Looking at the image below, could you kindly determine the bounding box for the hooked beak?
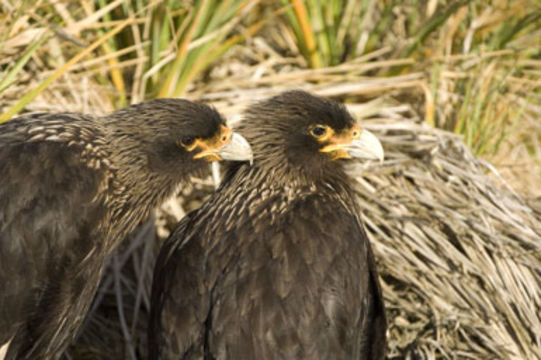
[319,127,384,162]
[216,132,253,164]
[343,129,384,162]
[193,126,253,163]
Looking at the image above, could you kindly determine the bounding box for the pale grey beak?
[344,129,384,162]
[218,132,253,164]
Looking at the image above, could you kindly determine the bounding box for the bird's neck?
[110,159,177,220]
[99,129,179,243]
[225,162,355,213]
[240,159,353,193]
[195,163,356,250]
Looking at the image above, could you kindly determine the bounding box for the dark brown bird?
[0,99,252,360]
[148,91,386,360]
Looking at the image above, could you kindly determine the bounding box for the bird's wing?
[149,194,387,360]
[207,195,387,359]
[0,113,108,352]
[354,214,387,360]
[148,213,211,360]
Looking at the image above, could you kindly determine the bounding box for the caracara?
[0,99,252,360]
[149,91,386,360]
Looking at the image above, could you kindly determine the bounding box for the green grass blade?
[0,35,48,94]
[0,16,137,123]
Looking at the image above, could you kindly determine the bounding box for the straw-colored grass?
[1,1,540,359]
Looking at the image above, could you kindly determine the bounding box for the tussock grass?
[0,0,266,116]
[0,1,540,359]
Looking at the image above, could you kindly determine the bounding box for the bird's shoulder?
[0,112,117,208]
[249,183,361,236]
[1,112,111,165]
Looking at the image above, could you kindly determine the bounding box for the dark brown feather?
[149,91,386,360]
[0,99,226,360]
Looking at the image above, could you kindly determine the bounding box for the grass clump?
[0,2,540,358]
[0,0,265,118]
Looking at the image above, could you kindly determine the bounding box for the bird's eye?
[180,136,195,147]
[310,125,327,138]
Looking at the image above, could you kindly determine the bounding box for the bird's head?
[236,91,383,183]
[107,98,253,180]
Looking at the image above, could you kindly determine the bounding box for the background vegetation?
[1,0,539,192]
[1,0,540,359]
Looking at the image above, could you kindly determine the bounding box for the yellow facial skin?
[312,124,362,161]
[181,125,233,162]
[311,123,384,162]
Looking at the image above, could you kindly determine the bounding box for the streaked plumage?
[0,99,252,360]
[149,91,386,360]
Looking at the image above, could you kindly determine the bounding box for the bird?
[148,91,387,360]
[0,98,253,360]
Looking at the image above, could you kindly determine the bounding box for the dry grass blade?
[350,119,541,359]
[0,1,539,359]
[0,1,160,122]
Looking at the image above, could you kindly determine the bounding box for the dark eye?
[310,125,327,138]
[180,136,195,147]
